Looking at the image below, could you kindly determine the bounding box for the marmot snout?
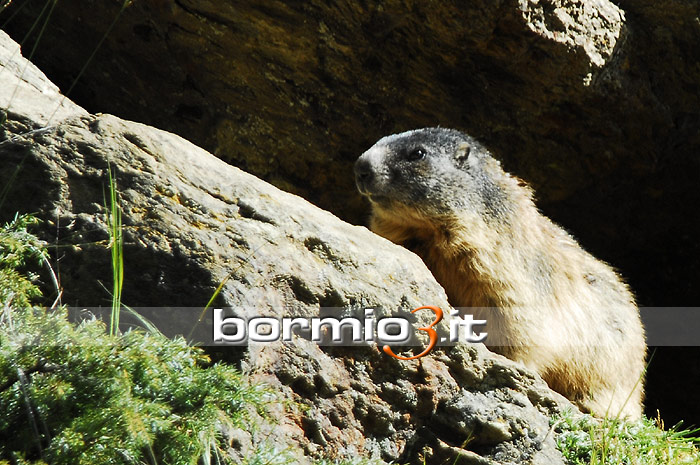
[355,127,646,418]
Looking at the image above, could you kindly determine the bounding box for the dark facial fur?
[354,127,509,221]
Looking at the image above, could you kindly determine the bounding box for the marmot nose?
[354,158,374,190]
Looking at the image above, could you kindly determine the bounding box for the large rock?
[0,31,575,464]
[6,0,698,426]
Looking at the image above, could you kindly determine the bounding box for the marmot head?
[355,128,511,223]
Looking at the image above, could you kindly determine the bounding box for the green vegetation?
[554,409,700,465]
[0,215,268,464]
[106,164,124,336]
[0,214,45,309]
[0,307,268,464]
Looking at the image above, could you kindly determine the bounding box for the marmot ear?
[455,142,472,164]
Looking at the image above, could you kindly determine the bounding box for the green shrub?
[0,215,270,464]
[554,409,700,465]
[0,214,44,309]
[0,306,269,465]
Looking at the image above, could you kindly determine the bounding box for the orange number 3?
[382,306,443,360]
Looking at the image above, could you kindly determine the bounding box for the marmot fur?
[354,127,646,418]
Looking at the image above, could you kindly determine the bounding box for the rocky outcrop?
[0,31,575,464]
[6,0,698,426]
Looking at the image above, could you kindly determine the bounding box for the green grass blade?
[106,163,123,336]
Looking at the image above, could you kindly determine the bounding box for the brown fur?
[356,129,646,418]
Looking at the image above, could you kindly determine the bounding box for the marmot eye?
[406,147,426,162]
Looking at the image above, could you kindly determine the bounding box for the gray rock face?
[4,0,700,425]
[0,31,86,130]
[0,31,576,464]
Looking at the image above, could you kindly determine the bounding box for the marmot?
[354,127,646,418]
